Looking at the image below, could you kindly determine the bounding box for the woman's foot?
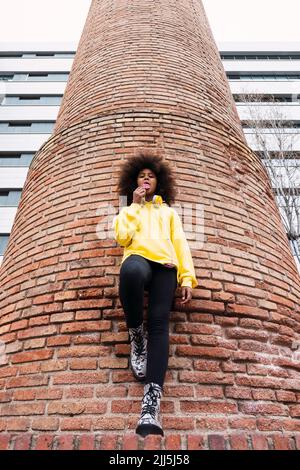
[136,382,164,437]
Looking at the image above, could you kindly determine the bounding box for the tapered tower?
[0,0,299,450]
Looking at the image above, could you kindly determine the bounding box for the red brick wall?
[0,0,300,450]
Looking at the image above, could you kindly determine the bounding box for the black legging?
[119,254,178,387]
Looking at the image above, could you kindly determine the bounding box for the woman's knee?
[120,257,151,284]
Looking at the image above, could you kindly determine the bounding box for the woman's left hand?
[181,286,192,304]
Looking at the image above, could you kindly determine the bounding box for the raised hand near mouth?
[133,186,147,204]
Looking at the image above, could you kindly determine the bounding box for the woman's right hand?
[133,186,146,204]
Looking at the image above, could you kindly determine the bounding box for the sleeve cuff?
[181,280,192,288]
[181,278,198,288]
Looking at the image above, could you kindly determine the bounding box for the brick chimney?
[0,0,299,450]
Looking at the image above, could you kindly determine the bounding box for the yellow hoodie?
[112,200,198,288]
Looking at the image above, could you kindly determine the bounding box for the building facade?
[0,0,299,449]
[1,41,300,267]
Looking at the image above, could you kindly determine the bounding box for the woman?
[112,152,198,438]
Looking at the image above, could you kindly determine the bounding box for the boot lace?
[130,329,146,357]
[141,385,160,418]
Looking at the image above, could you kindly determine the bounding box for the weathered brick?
[187,435,205,450]
[144,435,162,450]
[240,402,288,416]
[276,391,297,402]
[13,434,32,450]
[33,434,54,450]
[229,417,256,430]
[122,434,139,450]
[60,418,92,431]
[208,434,226,450]
[11,349,53,364]
[55,435,75,450]
[251,434,269,450]
[196,385,224,399]
[69,359,97,370]
[5,418,30,432]
[52,371,108,385]
[31,418,59,431]
[230,434,249,450]
[1,403,45,416]
[13,389,36,401]
[95,417,125,430]
[272,435,292,450]
[0,434,10,450]
[77,434,96,450]
[164,434,182,450]
[61,320,111,333]
[99,435,119,450]
[0,0,299,445]
[295,435,300,450]
[163,417,195,430]
[197,417,228,431]
[181,401,237,414]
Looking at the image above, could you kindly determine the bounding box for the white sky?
[0,0,299,44]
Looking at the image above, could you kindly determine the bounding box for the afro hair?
[116,151,177,206]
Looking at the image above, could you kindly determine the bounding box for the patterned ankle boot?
[128,324,147,382]
[135,382,164,437]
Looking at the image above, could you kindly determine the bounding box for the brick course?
[0,0,299,449]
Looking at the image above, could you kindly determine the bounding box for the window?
[0,52,75,58]
[0,74,14,81]
[54,53,75,58]
[0,122,55,133]
[0,235,10,256]
[2,95,62,105]
[256,151,300,159]
[36,52,75,57]
[27,73,69,81]
[242,121,300,129]
[233,94,295,103]
[8,122,32,127]
[221,54,300,60]
[19,96,41,100]
[274,188,300,196]
[0,153,34,167]
[28,73,47,77]
[11,74,28,81]
[0,73,69,82]
[35,53,55,57]
[228,73,300,80]
[0,52,23,57]
[0,190,22,206]
[46,73,69,81]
